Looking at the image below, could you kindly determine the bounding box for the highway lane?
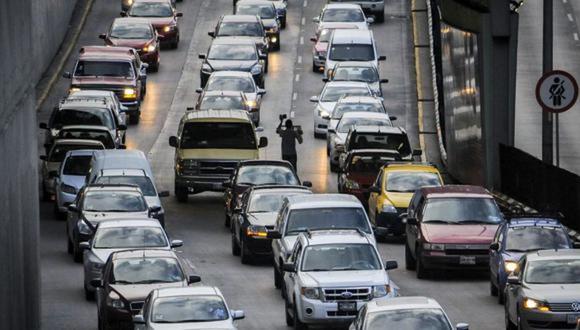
[40,0,502,329]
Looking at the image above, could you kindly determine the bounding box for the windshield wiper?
[423,220,454,224]
[459,220,494,224]
[112,280,135,284]
[306,268,331,272]
[133,279,177,284]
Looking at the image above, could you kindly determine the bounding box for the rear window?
[348,133,410,155]
[95,175,156,196]
[52,109,113,129]
[206,77,255,93]
[332,102,384,119]
[505,226,570,252]
[386,172,442,193]
[74,60,134,78]
[49,144,101,162]
[329,44,375,61]
[62,155,93,175]
[180,122,257,149]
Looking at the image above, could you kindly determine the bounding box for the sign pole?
[542,0,554,164]
[555,114,559,166]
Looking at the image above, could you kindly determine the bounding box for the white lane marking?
[300,36,304,45]
[295,74,300,82]
[304,0,308,7]
[574,33,579,41]
[293,92,298,101]
[568,13,574,22]
[290,111,295,118]
[301,17,306,26]
[297,56,302,64]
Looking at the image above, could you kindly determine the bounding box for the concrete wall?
[0,0,78,328]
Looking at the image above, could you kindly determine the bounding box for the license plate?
[567,314,580,324]
[459,256,476,265]
[338,301,357,312]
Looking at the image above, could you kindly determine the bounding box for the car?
[349,297,469,330]
[198,71,266,121]
[326,95,390,140]
[325,62,388,97]
[39,98,127,152]
[504,249,580,330]
[268,194,375,290]
[99,18,161,71]
[231,185,312,264]
[66,184,158,262]
[55,125,120,150]
[310,24,362,72]
[168,109,268,202]
[338,150,403,206]
[54,150,98,217]
[121,0,176,12]
[235,0,281,50]
[282,229,398,328]
[489,215,578,304]
[193,90,257,124]
[266,0,287,28]
[327,0,386,23]
[63,46,147,124]
[93,249,201,330]
[66,90,128,127]
[403,185,504,278]
[310,81,374,138]
[122,0,183,48]
[223,160,310,227]
[132,286,245,329]
[199,38,267,88]
[367,163,444,237]
[40,139,105,202]
[81,219,182,300]
[324,29,386,78]
[209,15,270,58]
[313,4,373,31]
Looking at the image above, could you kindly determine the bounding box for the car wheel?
[171,36,179,49]
[281,18,287,29]
[330,162,339,173]
[231,231,240,256]
[312,61,319,73]
[175,185,188,203]
[129,113,140,125]
[84,283,95,301]
[264,59,269,73]
[274,264,282,289]
[490,276,499,296]
[285,297,294,326]
[293,298,308,330]
[415,247,427,279]
[240,235,251,265]
[405,242,416,270]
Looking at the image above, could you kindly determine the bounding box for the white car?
[349,296,469,330]
[133,286,245,330]
[54,149,98,216]
[327,0,386,23]
[282,229,398,328]
[313,4,373,31]
[310,81,373,138]
[324,29,385,79]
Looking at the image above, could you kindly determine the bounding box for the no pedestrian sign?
[536,70,578,113]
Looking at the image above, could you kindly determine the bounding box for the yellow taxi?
[368,163,443,236]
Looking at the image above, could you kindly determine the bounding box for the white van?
[324,29,385,78]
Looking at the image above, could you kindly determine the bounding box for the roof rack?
[86,183,141,189]
[304,227,366,239]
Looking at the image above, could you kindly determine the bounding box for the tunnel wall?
[0,0,78,328]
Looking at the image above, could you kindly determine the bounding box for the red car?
[123,0,182,48]
[100,18,160,71]
[403,185,504,279]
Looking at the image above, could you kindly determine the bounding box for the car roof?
[53,139,105,147]
[59,99,111,110]
[331,29,373,44]
[334,61,377,69]
[97,219,162,229]
[381,162,440,173]
[59,125,111,132]
[285,193,362,210]
[300,229,371,246]
[93,150,148,165]
[85,184,143,193]
[418,185,492,199]
[222,14,260,22]
[348,125,403,134]
[68,90,116,98]
[101,168,147,177]
[79,46,136,61]
[347,149,400,157]
[338,96,383,104]
[211,37,257,46]
[202,90,245,97]
[507,218,563,228]
[112,249,176,260]
[249,185,312,194]
[238,159,293,167]
[341,112,390,120]
[210,71,253,78]
[324,3,363,10]
[181,109,251,122]
[112,17,154,27]
[526,249,580,261]
[155,286,221,298]
[366,297,444,313]
[65,149,100,157]
[324,81,370,89]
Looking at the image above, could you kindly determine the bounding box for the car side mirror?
[456,323,469,330]
[120,11,127,17]
[369,185,381,194]
[310,36,317,42]
[195,88,203,93]
[39,123,48,130]
[98,33,106,40]
[384,260,398,271]
[168,136,178,148]
[158,191,170,197]
[188,275,201,284]
[489,242,500,251]
[133,315,145,324]
[68,204,79,213]
[208,31,215,37]
[118,124,127,130]
[198,53,206,59]
[170,239,183,248]
[389,116,398,121]
[309,96,319,103]
[367,17,375,24]
[258,136,268,148]
[48,170,59,178]
[380,78,389,83]
[90,279,103,288]
[302,181,312,188]
[231,310,245,320]
[257,89,266,95]
[222,180,232,188]
[176,12,183,17]
[267,230,282,239]
[378,55,386,61]
[282,262,296,272]
[507,275,520,285]
[79,241,90,250]
[312,17,320,23]
[412,149,423,157]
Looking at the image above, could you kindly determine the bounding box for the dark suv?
[209,15,269,57]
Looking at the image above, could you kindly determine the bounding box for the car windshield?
[208,44,257,60]
[128,2,173,17]
[206,77,255,93]
[111,257,183,284]
[336,118,391,133]
[285,207,371,234]
[94,176,157,196]
[93,227,167,249]
[422,197,503,224]
[332,103,384,119]
[347,154,398,173]
[525,259,580,284]
[237,4,276,19]
[110,23,153,39]
[322,8,364,22]
[333,67,378,83]
[57,130,113,149]
[347,133,409,155]
[152,296,229,323]
[199,95,245,110]
[74,60,134,78]
[249,191,308,213]
[82,191,147,212]
[218,22,263,37]
[329,44,375,61]
[366,309,453,330]
[49,145,100,163]
[52,109,113,129]
[301,244,380,271]
[321,86,371,102]
[180,122,257,149]
[62,155,93,176]
[505,226,570,252]
[237,165,299,186]
[386,172,442,193]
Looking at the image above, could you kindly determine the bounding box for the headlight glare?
[504,261,518,273]
[246,225,268,238]
[123,88,137,99]
[145,44,156,52]
[523,298,550,312]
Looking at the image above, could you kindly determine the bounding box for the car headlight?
[123,88,137,99]
[269,36,278,44]
[246,225,268,238]
[381,204,397,213]
[300,287,320,300]
[523,298,550,312]
[91,262,104,272]
[106,291,125,309]
[372,285,391,298]
[317,109,329,119]
[70,87,81,93]
[344,178,360,190]
[504,261,518,273]
[77,220,93,235]
[250,65,262,75]
[144,44,156,53]
[246,100,257,108]
[201,63,212,74]
[61,184,76,195]
[423,243,445,251]
[163,25,174,33]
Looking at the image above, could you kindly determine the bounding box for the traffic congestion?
[36,0,580,330]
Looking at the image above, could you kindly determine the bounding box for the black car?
[235,0,281,50]
[209,15,270,57]
[93,249,200,330]
[223,160,311,227]
[199,38,267,88]
[231,185,312,264]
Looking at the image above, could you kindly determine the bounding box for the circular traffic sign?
[536,70,578,113]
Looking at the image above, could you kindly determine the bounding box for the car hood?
[89,246,169,266]
[83,210,150,223]
[501,251,525,263]
[60,175,87,190]
[207,60,257,72]
[144,17,176,27]
[318,102,336,113]
[523,283,580,303]
[421,223,498,244]
[72,76,135,87]
[345,172,374,187]
[385,192,413,208]
[110,281,186,301]
[247,212,277,227]
[144,196,162,209]
[301,270,388,287]
[178,149,258,160]
[148,321,235,330]
[108,38,150,48]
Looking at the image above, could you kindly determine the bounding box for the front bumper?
[119,100,140,113]
[360,3,385,16]
[312,54,326,69]
[103,305,136,329]
[267,32,281,47]
[375,211,405,235]
[297,296,389,325]
[244,235,273,255]
[56,190,76,212]
[420,252,489,271]
[157,28,179,44]
[520,309,580,330]
[176,175,230,193]
[138,50,159,65]
[313,113,329,135]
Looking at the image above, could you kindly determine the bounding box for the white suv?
[282,229,398,329]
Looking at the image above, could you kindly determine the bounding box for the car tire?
[281,18,287,29]
[84,283,95,301]
[264,60,269,73]
[285,297,294,326]
[175,186,188,203]
[231,232,241,256]
[490,276,499,296]
[129,113,140,125]
[312,61,319,73]
[330,162,339,173]
[240,235,252,265]
[171,35,179,49]
[293,298,308,330]
[405,242,416,270]
[415,247,427,279]
[274,265,282,289]
[150,61,159,73]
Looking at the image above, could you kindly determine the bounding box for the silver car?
[54,149,98,216]
[505,249,580,330]
[325,61,388,97]
[201,71,266,118]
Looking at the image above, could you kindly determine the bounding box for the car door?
[272,204,289,268]
[489,225,504,280]
[506,257,526,321]
[67,188,85,242]
[234,191,250,244]
[284,241,303,305]
[406,194,424,256]
[368,169,384,224]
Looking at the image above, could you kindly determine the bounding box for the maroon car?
[123,0,182,49]
[403,185,504,279]
[100,18,160,71]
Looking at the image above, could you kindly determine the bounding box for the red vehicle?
[337,149,400,206]
[122,0,183,48]
[100,18,160,71]
[403,185,504,279]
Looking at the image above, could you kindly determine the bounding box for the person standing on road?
[276,116,303,171]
